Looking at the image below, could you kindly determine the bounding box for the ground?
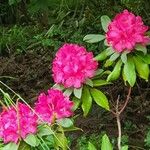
[0,49,150,149]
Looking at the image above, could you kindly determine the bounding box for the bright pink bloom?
[35,89,74,123]
[0,103,38,144]
[18,103,38,139]
[106,10,149,52]
[0,107,18,143]
[0,116,3,139]
[52,43,98,88]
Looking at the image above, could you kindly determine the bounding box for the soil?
[0,49,54,104]
[0,50,150,149]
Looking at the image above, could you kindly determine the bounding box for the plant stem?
[116,114,121,150]
[116,96,121,150]
[119,87,132,114]
[111,87,132,150]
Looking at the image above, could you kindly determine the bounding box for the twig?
[115,96,121,150]
[111,87,132,150]
[119,87,132,114]
[116,114,121,150]
[129,144,146,150]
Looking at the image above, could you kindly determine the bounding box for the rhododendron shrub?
[0,102,38,144]
[52,43,110,116]
[35,89,74,123]
[84,9,149,150]
[84,9,150,87]
[106,10,149,53]
[0,89,76,150]
[52,43,98,88]
[0,9,149,150]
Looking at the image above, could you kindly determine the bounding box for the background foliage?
[1,0,150,55]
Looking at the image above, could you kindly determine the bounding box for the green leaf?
[95,69,104,76]
[101,15,111,32]
[54,132,68,150]
[81,86,92,116]
[121,51,129,64]
[85,78,93,87]
[74,87,83,99]
[122,68,127,86]
[72,97,81,111]
[63,88,73,96]
[38,126,53,137]
[94,70,111,79]
[88,142,97,150]
[105,47,114,56]
[53,84,64,90]
[135,45,147,54]
[93,80,111,87]
[57,118,73,128]
[121,145,128,150]
[24,134,37,147]
[123,56,136,87]
[18,141,30,150]
[83,34,105,43]
[63,126,83,132]
[104,59,114,67]
[63,126,81,132]
[109,52,120,61]
[142,54,150,64]
[101,134,113,150]
[90,88,109,110]
[94,50,108,61]
[107,60,122,82]
[133,56,149,81]
[95,47,114,61]
[136,53,150,64]
[3,142,19,150]
[104,39,109,46]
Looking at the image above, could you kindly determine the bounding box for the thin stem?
[37,134,50,150]
[119,87,132,114]
[116,114,121,150]
[128,145,146,150]
[111,87,132,150]
[116,96,121,150]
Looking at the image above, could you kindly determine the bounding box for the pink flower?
[52,43,98,88]
[106,10,149,53]
[35,89,74,123]
[0,103,38,144]
[0,107,19,143]
[0,116,3,139]
[18,103,38,139]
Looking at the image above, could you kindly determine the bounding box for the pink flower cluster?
[0,103,38,144]
[35,89,73,123]
[52,43,98,88]
[106,10,149,53]
[0,89,74,144]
